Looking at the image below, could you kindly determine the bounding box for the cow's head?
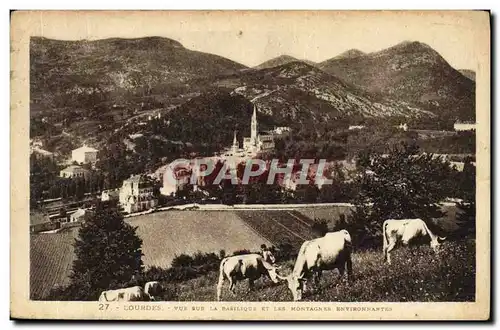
[266,265,281,284]
[276,274,306,301]
[430,236,447,251]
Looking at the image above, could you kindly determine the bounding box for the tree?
[456,157,476,236]
[311,218,329,237]
[68,202,144,300]
[347,143,453,248]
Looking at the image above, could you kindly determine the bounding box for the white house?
[119,175,158,213]
[70,208,92,222]
[60,165,88,179]
[454,122,476,131]
[72,145,98,164]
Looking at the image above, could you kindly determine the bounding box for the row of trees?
[336,143,475,248]
[30,155,109,207]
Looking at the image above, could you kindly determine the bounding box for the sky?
[26,11,489,70]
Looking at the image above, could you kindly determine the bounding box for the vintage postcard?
[11,10,490,320]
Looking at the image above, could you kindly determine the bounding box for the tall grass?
[156,239,475,302]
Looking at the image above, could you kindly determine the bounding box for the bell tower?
[232,130,238,154]
[250,105,258,146]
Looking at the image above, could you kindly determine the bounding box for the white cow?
[98,286,151,302]
[216,253,280,301]
[144,281,163,300]
[277,230,354,301]
[383,218,447,264]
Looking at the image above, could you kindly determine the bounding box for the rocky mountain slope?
[331,49,365,60]
[31,38,470,154]
[318,41,475,120]
[222,61,434,125]
[30,37,247,114]
[254,55,316,70]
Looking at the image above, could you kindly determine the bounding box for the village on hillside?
[30,101,476,234]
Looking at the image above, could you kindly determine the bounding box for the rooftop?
[61,165,87,172]
[73,145,98,153]
[123,174,154,185]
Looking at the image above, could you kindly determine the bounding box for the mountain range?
[317,41,475,121]
[30,36,475,148]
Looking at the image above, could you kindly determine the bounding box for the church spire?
[232,130,238,146]
[251,104,258,145]
[232,130,238,153]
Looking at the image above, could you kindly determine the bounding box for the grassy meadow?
[160,239,475,302]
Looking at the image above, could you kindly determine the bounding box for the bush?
[171,254,194,268]
[312,218,329,237]
[273,243,296,262]
[231,249,252,256]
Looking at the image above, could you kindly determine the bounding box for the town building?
[101,189,120,202]
[272,126,291,135]
[69,208,93,222]
[72,145,98,164]
[119,175,158,213]
[396,123,408,131]
[160,164,192,197]
[454,121,476,131]
[59,165,88,179]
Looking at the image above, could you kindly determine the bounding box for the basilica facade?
[229,105,274,157]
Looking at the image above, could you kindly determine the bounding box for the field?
[297,206,353,227]
[30,210,273,299]
[236,210,317,249]
[168,239,476,302]
[128,211,272,268]
[30,205,463,300]
[30,228,79,299]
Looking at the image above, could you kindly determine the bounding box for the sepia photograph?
[11,10,490,320]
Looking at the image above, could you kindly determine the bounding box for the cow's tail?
[343,230,354,283]
[382,220,390,258]
[216,257,229,301]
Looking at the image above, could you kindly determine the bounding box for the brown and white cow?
[277,230,354,301]
[383,218,447,264]
[144,281,163,300]
[216,253,280,301]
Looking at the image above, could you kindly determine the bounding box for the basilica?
[226,105,275,157]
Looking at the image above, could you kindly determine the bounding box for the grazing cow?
[216,253,280,301]
[98,286,151,302]
[277,230,354,301]
[383,218,447,264]
[144,281,163,300]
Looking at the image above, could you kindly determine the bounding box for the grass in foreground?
[160,239,475,302]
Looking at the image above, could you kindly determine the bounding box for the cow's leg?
[216,272,225,301]
[335,265,345,286]
[248,279,255,292]
[385,240,397,265]
[314,270,322,288]
[346,255,354,283]
[229,276,236,294]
